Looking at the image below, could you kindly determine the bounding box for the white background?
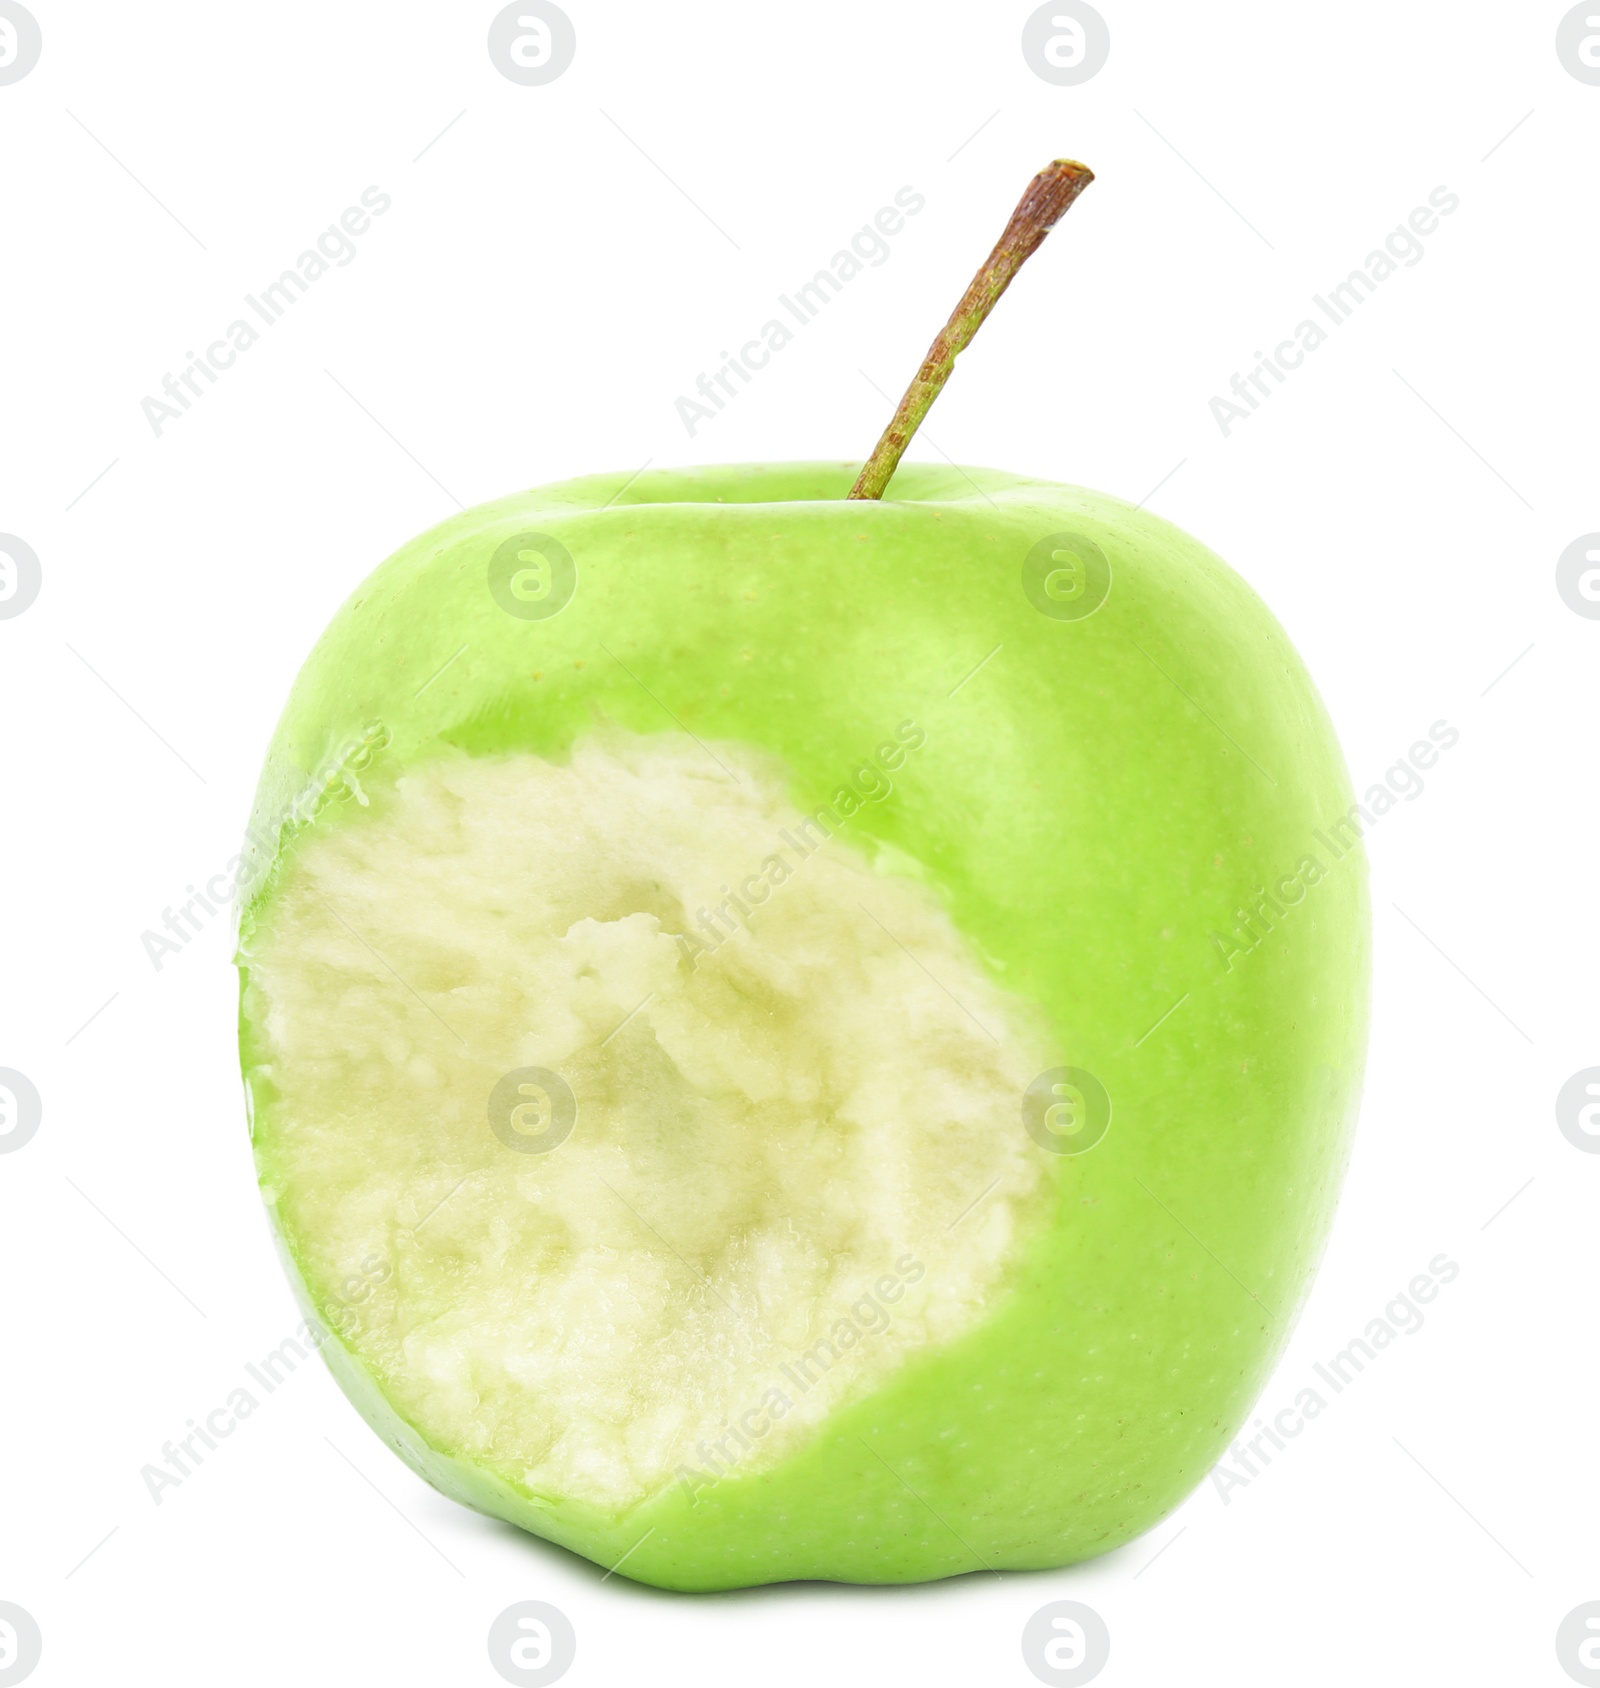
[2,2,1596,1684]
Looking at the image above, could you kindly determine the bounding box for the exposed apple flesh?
[247,732,1056,1511]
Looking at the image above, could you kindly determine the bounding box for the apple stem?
[847,159,1095,501]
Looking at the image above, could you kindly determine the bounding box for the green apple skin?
[237,461,1368,1591]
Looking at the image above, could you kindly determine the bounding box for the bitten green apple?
[236,162,1367,1591]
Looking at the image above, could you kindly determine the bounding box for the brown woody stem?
[847,158,1094,501]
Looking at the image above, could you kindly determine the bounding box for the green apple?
[236,164,1367,1591]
